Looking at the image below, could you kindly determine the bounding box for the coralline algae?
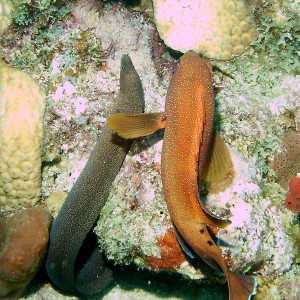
[1,0,299,299]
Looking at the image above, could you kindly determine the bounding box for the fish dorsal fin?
[107,112,166,139]
[203,130,233,183]
[198,199,231,228]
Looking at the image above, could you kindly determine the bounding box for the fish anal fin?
[107,112,166,139]
[172,222,195,259]
[227,270,257,300]
[199,199,231,229]
[203,130,233,185]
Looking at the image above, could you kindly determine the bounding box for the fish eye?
[177,55,185,64]
[175,58,181,66]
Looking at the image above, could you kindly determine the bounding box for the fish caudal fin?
[227,269,257,300]
[107,112,166,138]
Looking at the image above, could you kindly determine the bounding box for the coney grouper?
[107,50,257,300]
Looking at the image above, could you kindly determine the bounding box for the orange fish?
[108,50,256,300]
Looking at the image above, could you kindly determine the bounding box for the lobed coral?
[0,207,51,299]
[153,0,258,60]
[0,59,45,212]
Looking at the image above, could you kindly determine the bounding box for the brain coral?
[0,59,45,212]
[153,0,258,60]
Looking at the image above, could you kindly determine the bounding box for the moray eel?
[46,55,144,295]
[108,50,256,300]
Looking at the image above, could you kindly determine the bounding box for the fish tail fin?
[107,112,166,139]
[227,269,257,300]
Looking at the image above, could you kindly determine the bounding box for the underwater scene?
[0,0,299,299]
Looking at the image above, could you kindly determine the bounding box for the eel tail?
[227,269,257,300]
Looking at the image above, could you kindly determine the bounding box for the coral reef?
[0,207,51,299]
[153,0,258,60]
[0,59,45,213]
[0,0,299,299]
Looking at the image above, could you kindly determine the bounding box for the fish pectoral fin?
[199,200,231,228]
[107,112,166,139]
[203,130,233,184]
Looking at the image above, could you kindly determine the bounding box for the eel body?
[46,55,144,295]
[108,50,256,300]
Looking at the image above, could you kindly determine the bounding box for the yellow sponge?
[0,59,45,212]
[153,0,258,60]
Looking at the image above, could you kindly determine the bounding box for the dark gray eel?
[46,55,144,295]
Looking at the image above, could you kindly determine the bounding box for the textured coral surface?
[0,60,45,213]
[153,0,258,59]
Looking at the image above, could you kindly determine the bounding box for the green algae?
[11,0,69,27]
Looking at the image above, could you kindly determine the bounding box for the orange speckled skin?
[161,50,226,271]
